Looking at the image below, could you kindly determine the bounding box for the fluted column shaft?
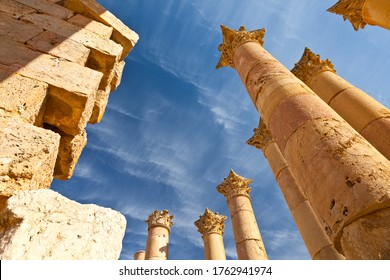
[328,0,390,31]
[195,208,227,260]
[144,210,174,260]
[217,170,268,260]
[248,121,344,260]
[217,26,390,259]
[292,48,390,160]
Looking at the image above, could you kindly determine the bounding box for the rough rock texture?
[63,0,139,59]
[52,128,87,180]
[26,30,91,65]
[0,118,60,197]
[0,69,48,126]
[0,189,126,259]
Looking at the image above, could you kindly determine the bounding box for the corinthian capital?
[246,118,273,151]
[194,208,227,236]
[327,0,366,31]
[291,47,336,85]
[216,25,266,69]
[217,169,252,201]
[145,210,174,232]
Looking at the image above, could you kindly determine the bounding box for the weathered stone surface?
[0,11,43,43]
[0,118,60,197]
[145,210,173,260]
[21,13,123,89]
[0,37,102,135]
[0,189,126,259]
[63,0,139,59]
[217,170,268,260]
[26,30,90,65]
[111,60,125,92]
[0,69,48,125]
[67,13,113,39]
[44,85,96,136]
[0,0,36,19]
[88,86,110,124]
[340,207,390,259]
[52,129,87,180]
[14,0,74,20]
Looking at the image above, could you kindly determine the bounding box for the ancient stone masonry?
[217,170,268,260]
[0,189,126,259]
[195,208,227,260]
[247,119,344,260]
[145,210,174,260]
[328,0,390,31]
[292,48,390,161]
[216,25,390,259]
[0,0,138,259]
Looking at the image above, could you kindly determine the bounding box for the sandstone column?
[133,250,145,260]
[216,25,390,259]
[144,210,174,260]
[247,119,344,260]
[217,170,268,260]
[328,0,390,31]
[194,208,227,260]
[292,47,390,160]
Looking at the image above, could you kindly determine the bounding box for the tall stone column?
[194,208,227,260]
[216,25,390,259]
[247,119,344,260]
[328,0,390,31]
[291,47,390,160]
[217,170,268,260]
[133,250,145,260]
[144,210,174,260]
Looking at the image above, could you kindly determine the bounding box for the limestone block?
[340,207,390,259]
[67,14,113,39]
[21,13,123,89]
[63,0,139,59]
[0,37,102,135]
[14,0,74,20]
[0,0,36,19]
[111,60,125,92]
[0,118,60,197]
[88,86,111,124]
[361,117,390,160]
[26,30,90,65]
[52,129,87,180]
[0,69,48,125]
[0,189,126,259]
[0,11,43,43]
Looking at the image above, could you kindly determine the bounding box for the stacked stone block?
[0,0,138,259]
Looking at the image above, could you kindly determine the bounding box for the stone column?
[217,170,268,260]
[328,0,390,31]
[133,250,145,260]
[291,47,390,160]
[247,119,344,260]
[216,25,390,259]
[144,210,174,260]
[194,208,227,260]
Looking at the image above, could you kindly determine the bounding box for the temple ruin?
[1,0,389,260]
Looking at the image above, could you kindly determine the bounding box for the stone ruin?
[0,0,138,259]
[1,0,390,260]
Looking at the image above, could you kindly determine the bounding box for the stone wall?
[0,0,138,259]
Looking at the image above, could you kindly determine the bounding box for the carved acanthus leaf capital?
[194,208,227,236]
[217,169,252,201]
[145,210,174,232]
[291,47,336,85]
[216,25,266,69]
[246,118,273,151]
[327,0,366,31]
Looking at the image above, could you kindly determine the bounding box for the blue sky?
[51,0,390,260]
